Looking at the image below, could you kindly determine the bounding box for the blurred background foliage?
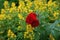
[0,0,60,10]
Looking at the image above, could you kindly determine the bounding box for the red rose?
[26,12,39,27]
[31,20,39,27]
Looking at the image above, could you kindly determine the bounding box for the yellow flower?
[42,0,46,3]
[11,2,16,7]
[39,1,43,6]
[7,29,12,37]
[53,2,57,7]
[18,14,24,20]
[26,24,34,32]
[25,0,30,1]
[9,2,16,13]
[23,7,28,13]
[48,0,52,7]
[9,8,13,13]
[48,7,52,12]
[1,9,5,14]
[29,34,33,40]
[19,1,25,7]
[11,32,16,38]
[3,1,9,9]
[7,15,12,20]
[17,26,21,30]
[28,10,33,13]
[0,14,6,20]
[53,12,59,17]
[34,1,39,5]
[34,6,39,10]
[18,5,21,9]
[7,29,16,38]
[53,12,57,17]
[48,16,54,20]
[39,6,46,11]
[18,1,25,12]
[24,32,29,38]
[26,1,32,9]
[18,6,22,12]
[49,34,55,40]
[9,7,16,13]
[24,24,34,39]
[24,31,34,40]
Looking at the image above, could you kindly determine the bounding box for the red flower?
[26,12,39,27]
[31,20,39,27]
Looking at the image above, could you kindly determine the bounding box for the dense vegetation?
[0,0,60,40]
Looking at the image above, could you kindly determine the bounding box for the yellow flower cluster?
[1,9,5,14]
[10,2,16,13]
[7,29,16,38]
[24,24,34,40]
[18,14,24,20]
[49,34,55,40]
[17,26,22,31]
[0,14,6,20]
[0,0,59,20]
[3,1,9,9]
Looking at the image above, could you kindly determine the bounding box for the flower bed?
[0,0,60,40]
